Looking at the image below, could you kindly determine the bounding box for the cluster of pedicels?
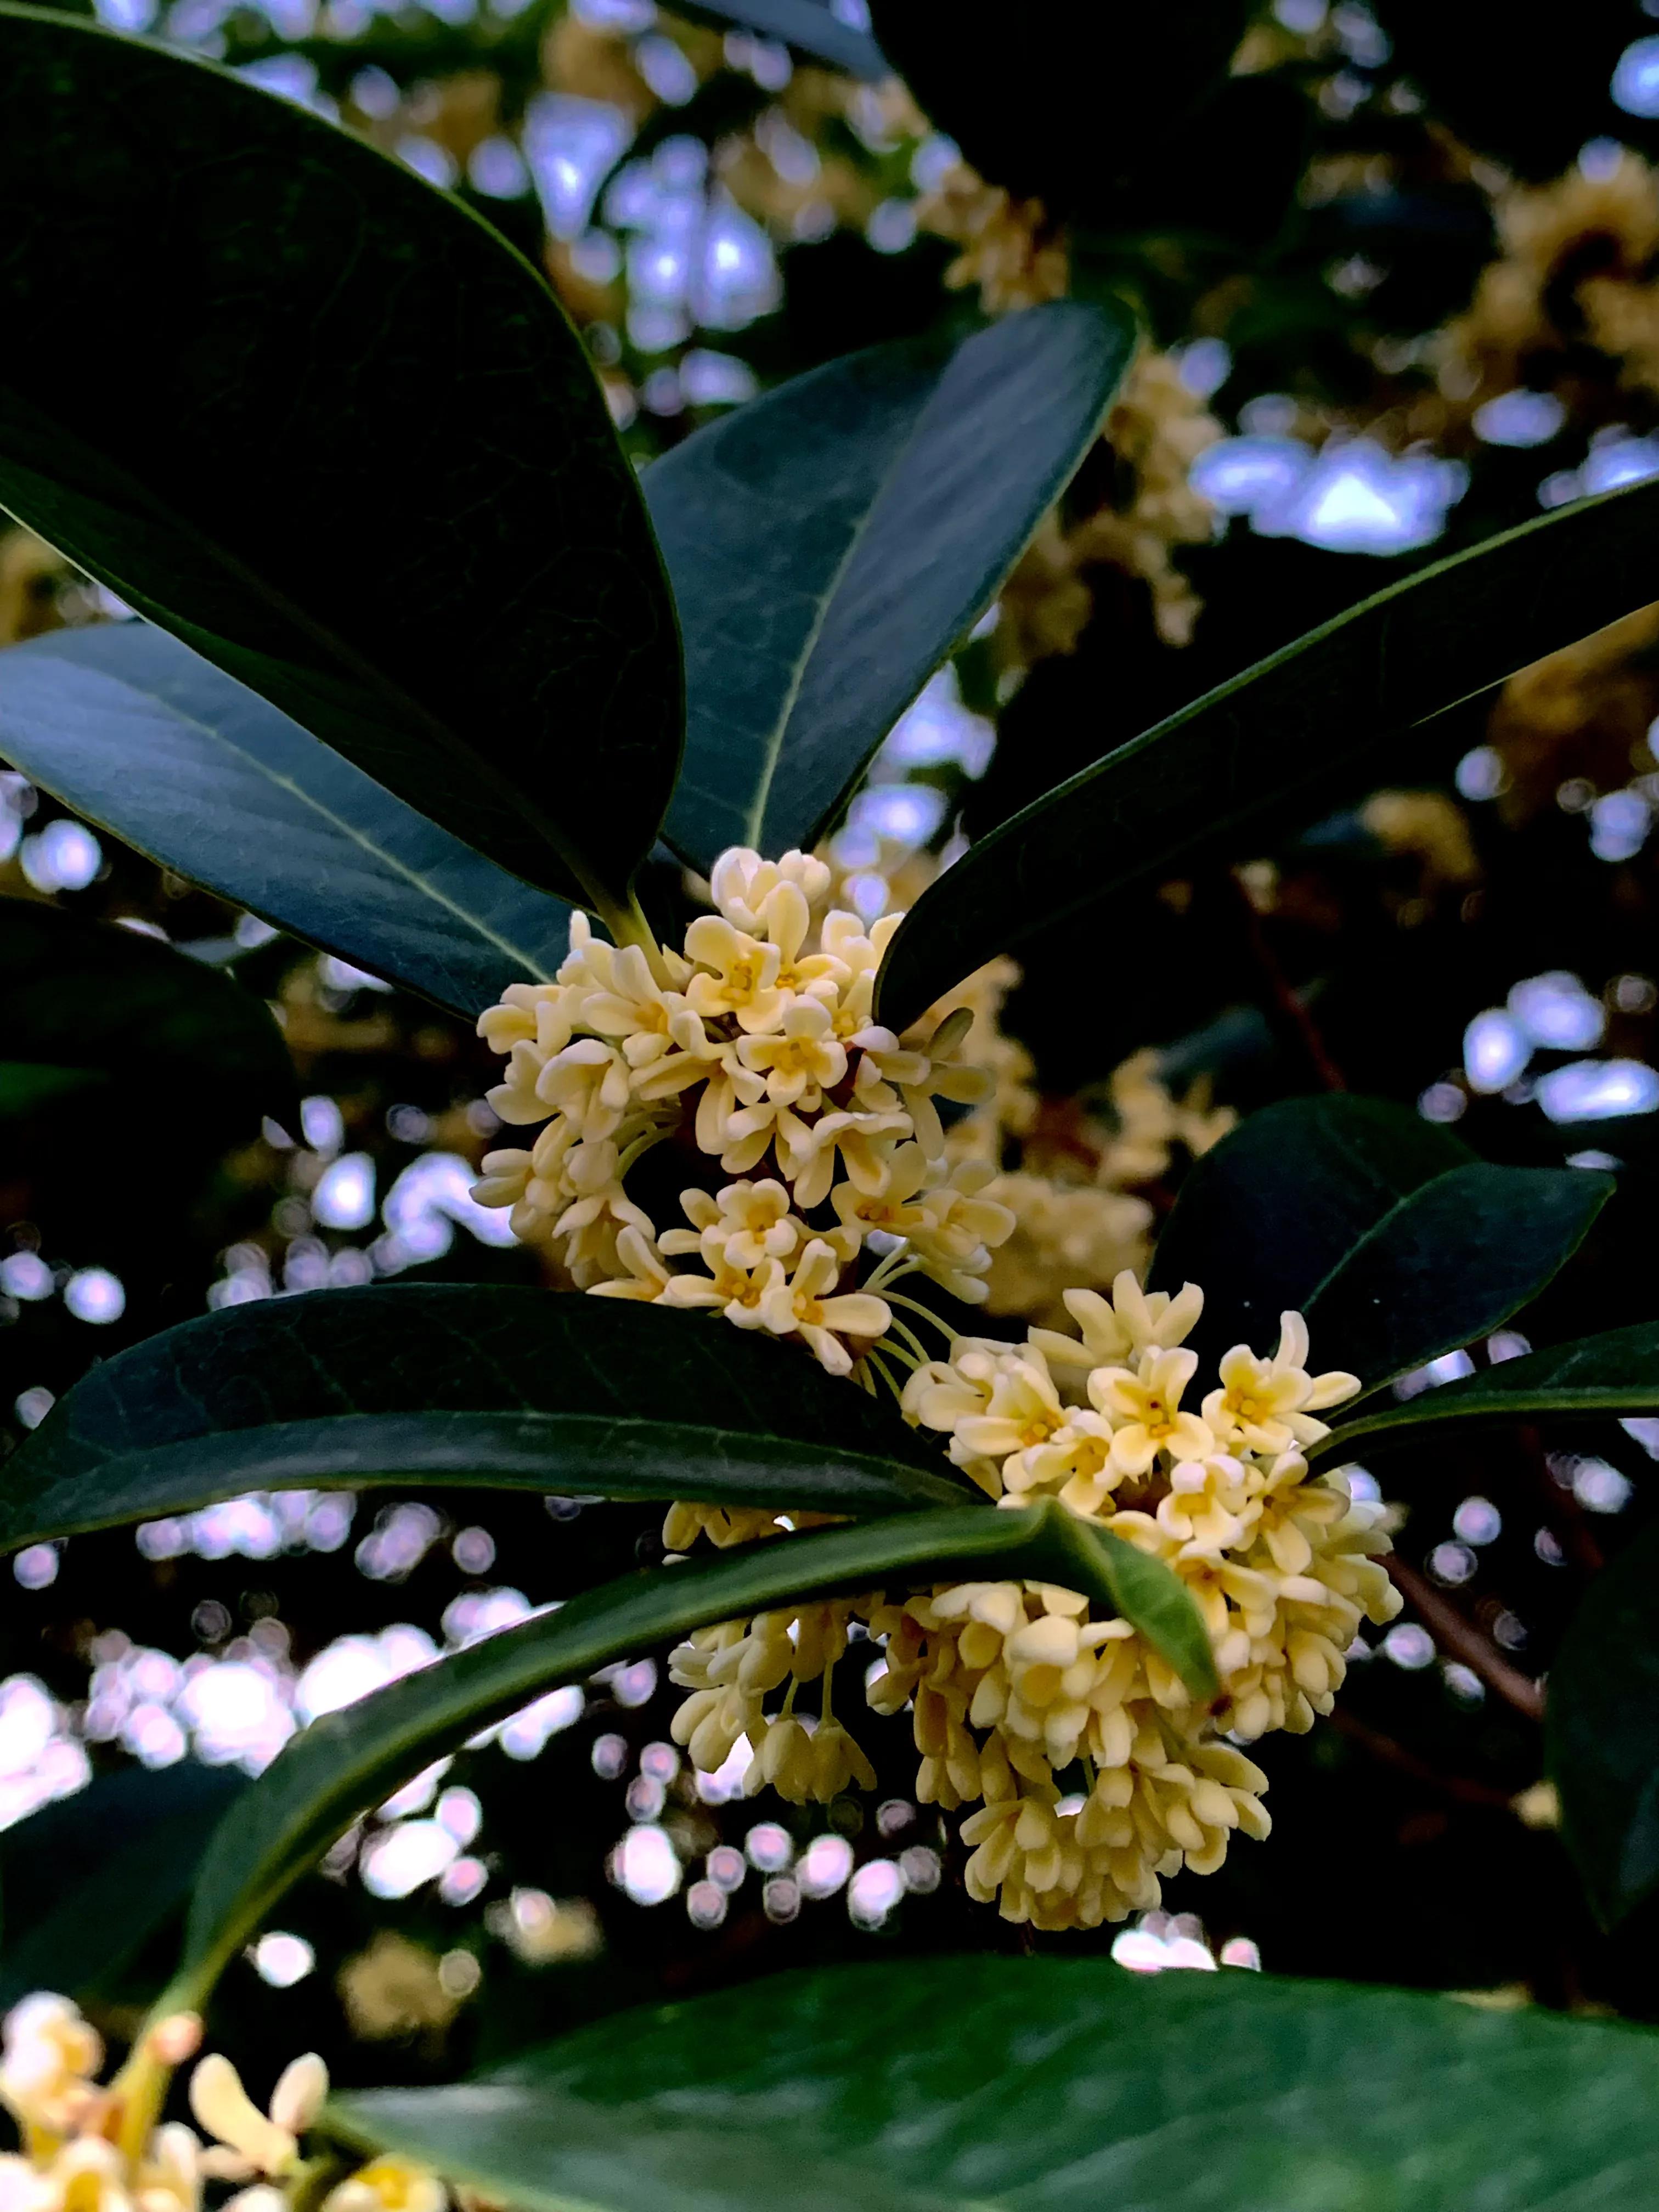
[471,848,1402,1930]
[0,1995,436,2212]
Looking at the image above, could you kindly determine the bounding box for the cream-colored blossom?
[1088,1346,1215,1474]
[320,2162,444,2212]
[189,2053,324,2183]
[1203,1311,1361,1454]
[761,1239,890,1375]
[709,847,831,934]
[683,913,787,1033]
[664,1180,799,1270]
[0,1995,103,2142]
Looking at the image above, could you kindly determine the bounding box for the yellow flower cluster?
[473,847,1016,1379]
[918,161,1069,314]
[667,1273,1401,1931]
[0,1997,436,2212]
[1444,151,1659,414]
[475,844,1391,1928]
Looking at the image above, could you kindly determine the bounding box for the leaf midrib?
[2,650,565,988]
[874,473,1659,1023]
[0,1406,968,1545]
[0,435,605,903]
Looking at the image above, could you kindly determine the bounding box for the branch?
[1384,1555,1545,1723]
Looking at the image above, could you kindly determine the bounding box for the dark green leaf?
[0,1286,970,1552]
[652,304,1133,873]
[1310,1319,1659,1460]
[175,1501,1211,2000]
[0,894,292,1115]
[0,1061,105,1118]
[1147,1095,1470,1372]
[0,10,681,909]
[1550,1515,1659,1926]
[876,473,1659,1029]
[662,0,885,76]
[0,1765,246,2007]
[331,1954,1659,2211]
[1303,1163,1612,1395]
[0,625,572,1019]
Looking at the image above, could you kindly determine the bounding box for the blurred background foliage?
[10,0,1659,2095]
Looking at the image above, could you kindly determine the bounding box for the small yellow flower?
[1029,1272,1205,1375]
[830,1140,933,1241]
[947,1352,1068,1474]
[1087,1346,1215,1474]
[746,1712,876,1801]
[684,916,786,1033]
[585,1224,672,1301]
[760,1238,891,1374]
[709,847,832,935]
[662,1180,800,1271]
[320,2160,445,2212]
[735,996,847,1107]
[189,2052,325,2182]
[532,1039,634,1143]
[1203,1311,1360,1454]
[0,1995,103,2142]
[754,882,847,1001]
[658,1247,780,1330]
[783,1104,909,1210]
[134,2123,201,2212]
[41,2140,128,2212]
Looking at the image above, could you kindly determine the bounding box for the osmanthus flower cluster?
[472,845,1401,1929]
[668,1277,1403,1932]
[0,1995,437,2212]
[472,846,1015,1383]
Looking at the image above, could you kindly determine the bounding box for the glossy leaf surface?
[1302,1161,1611,1393]
[1147,1095,1470,1370]
[0,1287,968,1552]
[1550,1514,1659,1925]
[332,1955,1659,2210]
[0,625,573,1017]
[0,10,681,906]
[1311,1319,1659,1459]
[877,473,1659,1028]
[652,304,1133,872]
[177,1502,1210,1996]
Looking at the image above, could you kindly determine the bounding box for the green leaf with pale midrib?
[0,8,681,908]
[1309,1319,1659,1459]
[1549,1515,1659,1926]
[0,1286,969,1552]
[875,470,1659,1028]
[329,1955,1659,2212]
[1301,1162,1612,1396]
[0,624,572,1018]
[651,303,1134,873]
[176,1500,1212,1999]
